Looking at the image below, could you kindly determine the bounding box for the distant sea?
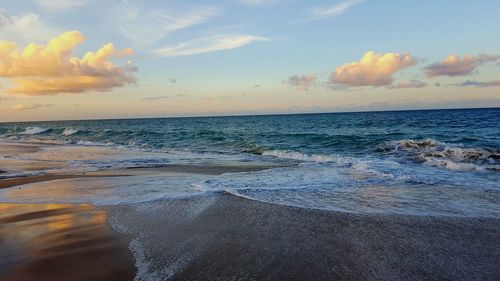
[1,108,499,217]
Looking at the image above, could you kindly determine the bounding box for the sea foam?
[383,138,499,172]
[262,150,340,163]
[62,128,79,136]
[20,127,50,135]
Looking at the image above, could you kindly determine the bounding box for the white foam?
[386,138,499,172]
[423,158,480,171]
[351,161,394,178]
[62,128,79,136]
[20,127,49,135]
[76,140,116,146]
[130,236,194,281]
[262,150,340,163]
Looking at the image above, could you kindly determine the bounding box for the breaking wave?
[262,150,341,163]
[62,128,79,136]
[381,139,500,172]
[20,127,50,135]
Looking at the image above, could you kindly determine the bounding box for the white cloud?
[0,10,59,43]
[312,0,363,18]
[155,34,269,57]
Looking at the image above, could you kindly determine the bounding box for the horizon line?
[2,106,499,124]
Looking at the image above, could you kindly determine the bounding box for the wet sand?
[1,193,499,281]
[0,143,41,156]
[0,164,278,190]
[0,174,132,190]
[0,203,136,281]
[109,193,500,281]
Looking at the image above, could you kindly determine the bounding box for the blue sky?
[0,0,499,121]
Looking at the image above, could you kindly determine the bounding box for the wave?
[62,128,79,136]
[382,139,500,172]
[20,127,50,135]
[262,150,340,163]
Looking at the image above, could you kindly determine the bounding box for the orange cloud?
[0,31,137,95]
[424,54,500,78]
[332,51,416,87]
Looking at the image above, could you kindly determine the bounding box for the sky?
[0,0,499,122]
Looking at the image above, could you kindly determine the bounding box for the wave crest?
[62,128,79,136]
[20,127,50,135]
[383,139,500,172]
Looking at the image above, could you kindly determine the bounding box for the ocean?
[1,108,499,217]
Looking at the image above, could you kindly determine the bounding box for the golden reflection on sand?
[0,203,134,281]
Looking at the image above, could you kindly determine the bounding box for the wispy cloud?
[13,103,55,110]
[142,93,187,100]
[312,0,363,18]
[424,54,500,77]
[155,34,269,57]
[387,80,427,89]
[453,79,500,88]
[35,0,90,11]
[0,10,59,43]
[119,5,220,46]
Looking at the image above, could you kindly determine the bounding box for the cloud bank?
[424,54,500,77]
[0,31,137,95]
[332,51,416,87]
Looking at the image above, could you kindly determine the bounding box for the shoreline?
[1,142,499,280]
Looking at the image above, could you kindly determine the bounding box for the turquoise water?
[1,108,499,217]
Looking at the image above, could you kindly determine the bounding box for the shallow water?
[0,108,499,217]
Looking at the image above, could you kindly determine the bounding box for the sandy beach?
[107,193,500,281]
[1,194,499,281]
[0,142,499,280]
